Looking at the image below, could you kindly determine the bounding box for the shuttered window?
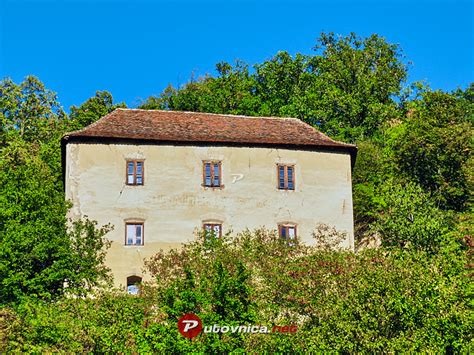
[203,161,222,187]
[277,164,295,190]
[126,160,144,185]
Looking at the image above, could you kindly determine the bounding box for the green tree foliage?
[0,76,66,145]
[253,51,312,118]
[388,90,473,211]
[141,61,260,115]
[351,86,472,242]
[310,33,406,140]
[68,91,126,130]
[0,140,69,302]
[145,232,257,352]
[0,77,115,304]
[0,294,147,352]
[0,76,65,181]
[351,140,387,238]
[370,181,451,252]
[0,139,112,303]
[141,32,406,141]
[1,229,471,352]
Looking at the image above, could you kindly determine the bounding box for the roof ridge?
[115,108,355,144]
[127,108,353,147]
[116,109,352,144]
[120,107,355,146]
[116,108,302,122]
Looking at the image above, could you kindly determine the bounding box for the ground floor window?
[127,275,142,295]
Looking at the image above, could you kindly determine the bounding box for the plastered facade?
[65,143,354,287]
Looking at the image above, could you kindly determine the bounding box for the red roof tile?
[64,109,355,153]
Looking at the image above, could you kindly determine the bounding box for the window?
[279,224,297,241]
[126,275,142,295]
[126,223,144,245]
[126,160,144,185]
[203,223,222,239]
[203,161,222,187]
[277,165,295,190]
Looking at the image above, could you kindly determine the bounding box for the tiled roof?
[63,109,356,153]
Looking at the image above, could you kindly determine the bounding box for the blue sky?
[0,0,472,110]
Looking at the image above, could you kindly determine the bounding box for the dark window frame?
[278,224,297,241]
[202,161,223,188]
[203,223,223,238]
[277,164,295,190]
[126,160,145,186]
[125,222,144,246]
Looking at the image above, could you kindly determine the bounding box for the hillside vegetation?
[0,33,472,352]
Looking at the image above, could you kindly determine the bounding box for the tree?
[388,89,473,211]
[68,91,126,130]
[139,84,177,110]
[0,140,112,304]
[309,32,406,140]
[351,140,389,242]
[0,76,66,145]
[141,32,408,142]
[1,228,470,352]
[141,61,260,116]
[0,38,472,352]
[146,229,473,351]
[0,77,115,304]
[370,180,451,252]
[253,51,312,118]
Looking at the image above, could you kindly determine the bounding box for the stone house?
[61,109,357,290]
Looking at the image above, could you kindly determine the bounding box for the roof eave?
[62,134,357,164]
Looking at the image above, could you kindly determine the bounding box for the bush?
[371,180,451,252]
[2,229,471,352]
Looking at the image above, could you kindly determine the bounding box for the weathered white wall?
[65,143,354,287]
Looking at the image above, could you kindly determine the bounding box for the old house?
[61,109,357,290]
